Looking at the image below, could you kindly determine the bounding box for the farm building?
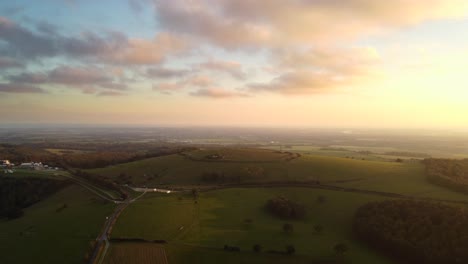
[1,160,11,167]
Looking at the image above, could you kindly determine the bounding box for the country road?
[88,190,147,264]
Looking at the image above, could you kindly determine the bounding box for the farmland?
[88,148,468,202]
[4,145,468,264]
[0,184,115,264]
[92,147,468,263]
[104,242,168,264]
[110,188,395,263]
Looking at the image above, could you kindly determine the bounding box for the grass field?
[104,242,168,264]
[0,184,115,264]
[92,147,468,263]
[88,148,409,186]
[88,148,468,202]
[3,168,69,180]
[111,188,395,263]
[165,244,318,264]
[185,148,293,162]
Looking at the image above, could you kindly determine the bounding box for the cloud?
[10,66,109,85]
[152,75,215,94]
[0,17,57,58]
[197,60,246,80]
[190,88,249,98]
[152,0,468,48]
[62,31,189,65]
[184,75,213,87]
[250,46,381,94]
[97,91,125,97]
[153,1,271,49]
[105,33,189,65]
[152,82,181,93]
[146,67,190,79]
[249,71,345,94]
[0,16,188,65]
[0,83,46,94]
[0,56,23,68]
[128,0,145,13]
[7,65,128,93]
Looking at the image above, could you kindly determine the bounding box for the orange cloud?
[154,0,468,47]
[190,88,249,98]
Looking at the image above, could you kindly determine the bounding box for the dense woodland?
[424,158,468,194]
[354,200,468,264]
[0,177,70,219]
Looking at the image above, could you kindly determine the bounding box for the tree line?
[424,158,468,194]
[354,199,468,264]
[0,177,70,219]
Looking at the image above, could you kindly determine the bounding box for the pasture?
[88,148,468,202]
[0,184,115,264]
[111,188,395,263]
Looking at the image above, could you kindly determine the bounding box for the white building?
[1,160,11,167]
[19,162,44,170]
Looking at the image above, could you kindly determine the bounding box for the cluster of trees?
[265,196,306,219]
[424,158,468,194]
[354,199,468,264]
[0,177,69,219]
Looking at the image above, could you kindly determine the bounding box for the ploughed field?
[104,242,168,264]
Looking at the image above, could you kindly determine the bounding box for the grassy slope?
[112,188,395,264]
[0,184,115,264]
[89,149,468,202]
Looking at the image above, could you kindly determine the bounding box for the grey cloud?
[146,67,190,79]
[6,65,128,93]
[0,56,23,68]
[0,17,187,65]
[0,83,47,94]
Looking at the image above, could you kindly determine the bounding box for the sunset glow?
[1,1,468,128]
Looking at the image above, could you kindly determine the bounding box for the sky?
[1,0,468,128]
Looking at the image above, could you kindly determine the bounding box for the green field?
[3,168,69,180]
[89,148,410,185]
[99,148,468,263]
[88,148,468,202]
[111,188,395,263]
[0,184,115,264]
